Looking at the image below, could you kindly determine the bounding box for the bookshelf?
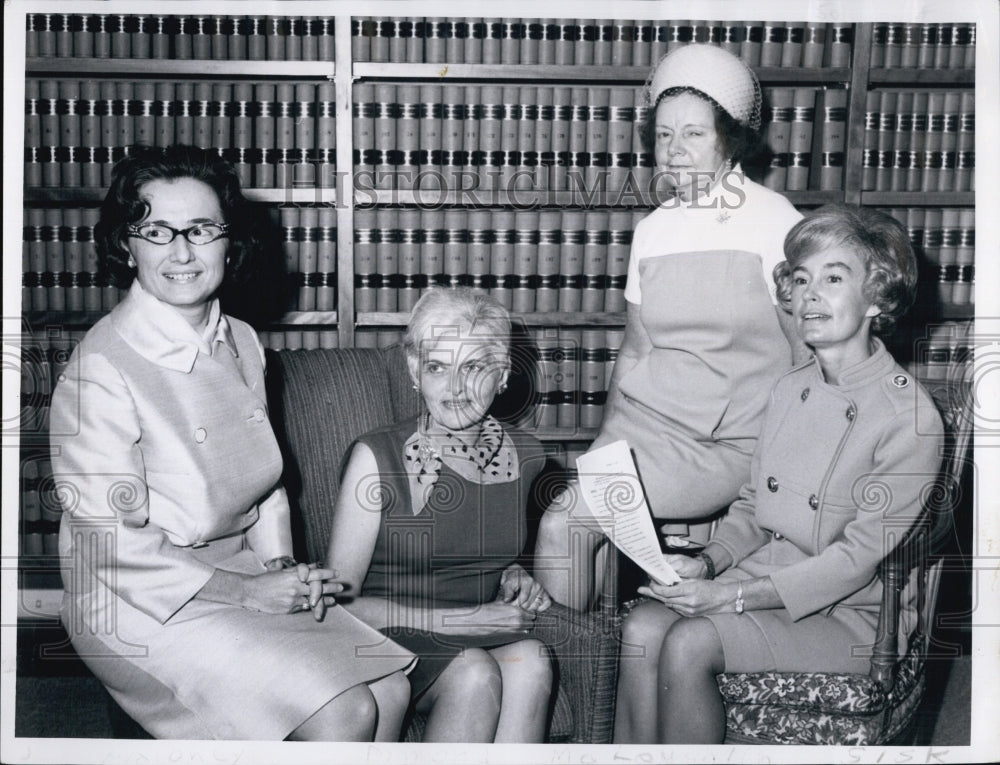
[19,15,976,596]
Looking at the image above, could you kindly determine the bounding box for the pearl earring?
[127,256,136,269]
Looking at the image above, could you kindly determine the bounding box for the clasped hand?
[251,561,343,621]
[440,564,552,636]
[637,553,735,617]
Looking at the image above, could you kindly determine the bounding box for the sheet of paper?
[576,440,681,586]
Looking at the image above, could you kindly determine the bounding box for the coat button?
[800,387,810,401]
[767,476,778,492]
[773,531,784,540]
[846,406,856,421]
[194,428,207,443]
[253,408,265,422]
[809,494,819,509]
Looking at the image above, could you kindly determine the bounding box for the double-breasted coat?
[51,281,413,740]
[704,341,944,674]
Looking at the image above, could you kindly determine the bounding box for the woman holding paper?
[613,205,944,743]
[49,145,414,740]
[534,44,807,611]
[327,288,554,742]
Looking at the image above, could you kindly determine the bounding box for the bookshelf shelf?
[23,188,339,205]
[362,189,843,208]
[868,68,975,85]
[861,191,975,206]
[353,62,853,84]
[26,58,334,78]
[356,312,627,327]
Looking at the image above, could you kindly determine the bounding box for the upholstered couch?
[265,344,622,744]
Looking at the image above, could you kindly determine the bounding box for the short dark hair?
[95,145,264,293]
[640,87,764,166]
[774,204,918,336]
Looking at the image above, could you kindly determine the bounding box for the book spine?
[499,85,521,191]
[27,207,47,312]
[582,211,608,312]
[396,84,420,191]
[956,92,974,191]
[554,18,575,66]
[741,21,763,67]
[371,17,391,63]
[826,23,852,67]
[870,22,887,68]
[760,21,786,67]
[534,329,559,428]
[649,21,668,63]
[133,79,155,151]
[557,329,580,429]
[483,18,502,65]
[99,80,119,186]
[606,88,634,194]
[817,88,848,191]
[517,87,538,192]
[763,87,792,191]
[890,91,913,192]
[214,82,234,161]
[298,206,318,312]
[228,16,248,61]
[953,208,974,306]
[80,208,101,311]
[538,18,556,65]
[24,79,42,187]
[490,210,514,309]
[267,16,287,61]
[579,329,606,429]
[352,17,370,63]
[278,206,299,309]
[901,23,920,69]
[93,13,112,58]
[605,211,631,313]
[633,19,652,67]
[558,211,584,312]
[209,15,228,61]
[275,83,298,189]
[917,23,937,69]
[444,208,468,293]
[174,81,194,148]
[316,82,335,189]
[317,206,336,312]
[418,84,442,187]
[440,85,464,191]
[467,209,492,299]
[569,87,592,193]
[802,22,825,67]
[353,83,374,185]
[939,208,960,308]
[512,211,538,313]
[478,85,502,190]
[405,17,424,64]
[631,88,653,193]
[861,90,880,191]
[70,13,91,58]
[575,19,596,65]
[907,91,928,192]
[934,23,953,69]
[421,209,445,296]
[79,80,102,187]
[286,16,303,61]
[373,83,396,190]
[536,211,561,313]
[397,208,422,312]
[155,81,176,149]
[875,91,897,191]
[112,13,132,58]
[193,81,212,151]
[501,18,523,65]
[354,207,376,312]
[938,91,960,192]
[782,21,804,67]
[386,17,407,64]
[59,80,83,188]
[884,23,903,68]
[376,207,400,311]
[786,87,815,191]
[45,208,65,311]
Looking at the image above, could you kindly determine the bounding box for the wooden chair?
[716,364,974,745]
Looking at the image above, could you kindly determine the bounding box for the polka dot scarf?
[402,415,519,515]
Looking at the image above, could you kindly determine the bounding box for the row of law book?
[762,87,847,192]
[352,208,643,314]
[352,18,854,68]
[20,205,340,316]
[870,22,975,69]
[862,90,975,192]
[351,83,849,193]
[25,14,335,61]
[25,79,337,190]
[884,207,975,309]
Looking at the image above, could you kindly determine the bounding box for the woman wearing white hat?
[535,46,806,608]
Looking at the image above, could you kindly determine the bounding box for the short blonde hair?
[774,204,918,335]
[404,288,511,360]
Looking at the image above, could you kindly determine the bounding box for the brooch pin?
[716,210,731,224]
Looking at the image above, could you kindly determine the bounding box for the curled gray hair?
[404,287,512,360]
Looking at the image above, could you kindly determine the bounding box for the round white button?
[194,428,207,443]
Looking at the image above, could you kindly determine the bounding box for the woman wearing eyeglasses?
[48,145,415,741]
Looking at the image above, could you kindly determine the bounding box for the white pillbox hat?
[644,44,762,131]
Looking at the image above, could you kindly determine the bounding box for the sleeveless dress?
[356,418,547,694]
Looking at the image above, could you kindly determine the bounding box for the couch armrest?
[532,602,621,744]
